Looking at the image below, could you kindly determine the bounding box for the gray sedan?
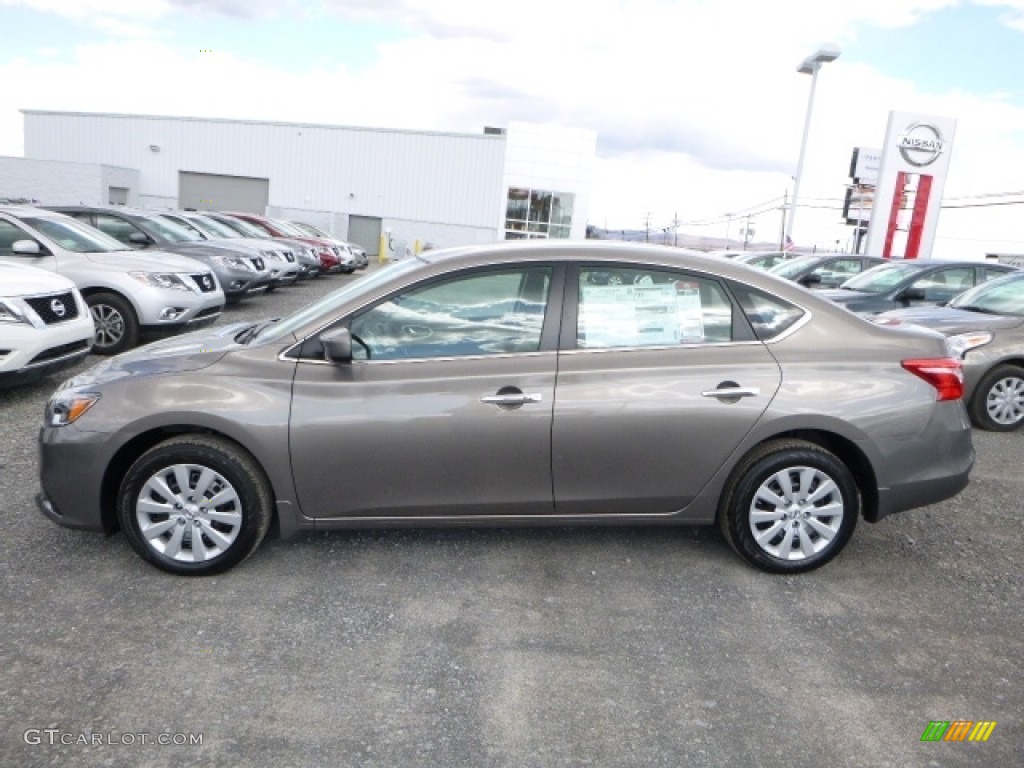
[36,242,973,576]
[876,271,1024,431]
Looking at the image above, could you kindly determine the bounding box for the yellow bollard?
[378,233,387,264]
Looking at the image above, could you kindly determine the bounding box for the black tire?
[118,435,272,575]
[968,364,1024,432]
[87,292,139,355]
[718,439,859,574]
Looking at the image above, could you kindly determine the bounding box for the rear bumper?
[868,403,975,522]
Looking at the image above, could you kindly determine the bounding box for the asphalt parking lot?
[2,265,1021,768]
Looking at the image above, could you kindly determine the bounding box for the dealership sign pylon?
[864,111,956,259]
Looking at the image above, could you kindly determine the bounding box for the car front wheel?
[118,435,272,575]
[87,292,139,355]
[719,440,859,574]
[969,364,1024,431]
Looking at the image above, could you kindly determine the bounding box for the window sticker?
[580,282,705,348]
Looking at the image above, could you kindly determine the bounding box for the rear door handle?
[701,387,760,398]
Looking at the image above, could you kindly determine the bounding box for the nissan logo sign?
[898,122,944,167]
[50,298,66,318]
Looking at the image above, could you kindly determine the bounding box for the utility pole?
[672,212,680,247]
[778,191,788,250]
[644,212,651,243]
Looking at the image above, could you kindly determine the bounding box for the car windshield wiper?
[237,318,280,344]
[955,306,997,314]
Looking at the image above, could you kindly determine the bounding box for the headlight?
[947,331,993,359]
[128,272,192,291]
[46,391,101,427]
[210,254,253,271]
[0,299,30,325]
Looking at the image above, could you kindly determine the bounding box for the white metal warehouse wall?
[23,111,508,245]
[0,156,139,206]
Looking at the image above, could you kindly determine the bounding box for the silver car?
[36,242,972,575]
[0,207,224,355]
[161,211,316,283]
[876,270,1024,431]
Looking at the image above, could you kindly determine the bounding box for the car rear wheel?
[87,292,139,355]
[118,436,272,575]
[719,440,859,574]
[969,364,1024,431]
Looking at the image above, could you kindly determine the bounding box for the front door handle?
[481,392,543,406]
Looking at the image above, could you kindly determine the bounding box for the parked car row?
[734,250,1024,431]
[0,205,368,384]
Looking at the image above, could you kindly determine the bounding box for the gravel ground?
[1,265,1020,767]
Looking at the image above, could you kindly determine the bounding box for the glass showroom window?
[505,188,574,239]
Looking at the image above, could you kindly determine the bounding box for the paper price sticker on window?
[580,283,704,348]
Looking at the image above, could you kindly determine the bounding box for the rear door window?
[577,267,735,348]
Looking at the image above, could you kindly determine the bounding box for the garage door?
[179,172,269,213]
[349,215,382,257]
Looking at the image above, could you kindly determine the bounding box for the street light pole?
[786,43,840,247]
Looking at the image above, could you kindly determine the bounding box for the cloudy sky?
[2,0,1024,256]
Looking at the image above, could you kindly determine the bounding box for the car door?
[0,216,60,273]
[551,265,783,516]
[92,213,150,249]
[904,266,977,306]
[813,257,866,288]
[289,264,563,519]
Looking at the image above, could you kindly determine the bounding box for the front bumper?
[37,425,114,533]
[0,315,95,388]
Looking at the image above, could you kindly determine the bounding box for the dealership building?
[1,110,596,257]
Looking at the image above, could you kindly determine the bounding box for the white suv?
[0,207,224,355]
[0,262,95,388]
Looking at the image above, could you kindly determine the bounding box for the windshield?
[139,216,204,243]
[257,259,424,343]
[22,216,130,253]
[159,214,207,239]
[193,215,244,238]
[770,257,818,278]
[270,219,306,236]
[949,274,1024,315]
[840,262,922,293]
[217,216,273,238]
[290,221,324,237]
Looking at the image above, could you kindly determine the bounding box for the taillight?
[901,358,963,401]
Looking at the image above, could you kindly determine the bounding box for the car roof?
[0,205,74,220]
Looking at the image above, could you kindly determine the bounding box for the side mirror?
[11,239,42,256]
[900,287,927,301]
[320,328,352,363]
[128,231,152,246]
[799,273,822,286]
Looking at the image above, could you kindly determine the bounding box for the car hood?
[83,250,209,272]
[0,262,76,296]
[874,307,1024,335]
[162,241,259,258]
[63,322,254,388]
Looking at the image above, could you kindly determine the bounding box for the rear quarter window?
[729,283,806,340]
